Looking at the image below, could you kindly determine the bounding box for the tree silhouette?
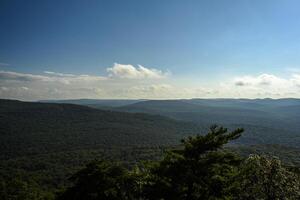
[57,160,136,200]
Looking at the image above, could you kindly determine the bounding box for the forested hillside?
[0,99,202,198]
[117,99,300,147]
[44,98,300,147]
[0,99,299,199]
[0,99,202,160]
[56,126,300,200]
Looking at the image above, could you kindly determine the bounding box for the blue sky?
[1,0,300,100]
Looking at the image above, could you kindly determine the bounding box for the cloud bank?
[228,73,300,98]
[234,74,287,86]
[1,64,300,100]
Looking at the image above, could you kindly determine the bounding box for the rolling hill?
[116,99,300,147]
[39,99,143,108]
[1,98,299,197]
[0,99,202,160]
[36,98,300,147]
[0,99,204,192]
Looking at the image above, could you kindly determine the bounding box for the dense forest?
[45,98,300,147]
[0,99,300,199]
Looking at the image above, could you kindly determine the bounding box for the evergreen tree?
[57,126,300,200]
[141,125,244,200]
[57,160,137,200]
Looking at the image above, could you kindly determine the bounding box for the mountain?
[117,99,300,147]
[0,99,202,160]
[186,98,300,108]
[1,98,299,197]
[117,99,299,126]
[39,99,143,108]
[37,98,300,147]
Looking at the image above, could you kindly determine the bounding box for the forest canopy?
[56,126,300,200]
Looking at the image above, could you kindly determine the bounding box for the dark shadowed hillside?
[0,99,204,194]
[0,99,202,160]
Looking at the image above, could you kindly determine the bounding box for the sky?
[1,0,300,100]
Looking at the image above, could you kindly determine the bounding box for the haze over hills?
[117,99,300,124]
[37,98,300,147]
[39,99,144,107]
[116,99,300,147]
[3,98,300,163]
[1,98,299,166]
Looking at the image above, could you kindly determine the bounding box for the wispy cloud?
[0,71,51,82]
[0,62,10,66]
[44,71,76,77]
[286,67,300,73]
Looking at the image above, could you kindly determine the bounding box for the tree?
[141,125,244,200]
[0,177,53,200]
[56,160,137,200]
[58,126,300,199]
[236,155,300,200]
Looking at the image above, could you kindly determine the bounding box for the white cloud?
[44,71,76,77]
[43,71,107,83]
[291,74,300,87]
[234,74,288,87]
[21,86,29,90]
[0,86,9,91]
[0,63,10,66]
[0,70,109,100]
[0,71,51,82]
[1,64,300,100]
[116,84,216,99]
[125,84,174,98]
[0,63,170,100]
[107,63,169,79]
[224,73,300,98]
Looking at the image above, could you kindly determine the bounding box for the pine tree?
[141,125,244,200]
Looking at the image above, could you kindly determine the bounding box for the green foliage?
[0,177,54,200]
[58,126,244,200]
[0,99,201,160]
[1,100,300,199]
[58,126,300,200]
[140,125,244,200]
[0,99,200,198]
[230,144,300,167]
[236,155,300,200]
[56,160,137,200]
